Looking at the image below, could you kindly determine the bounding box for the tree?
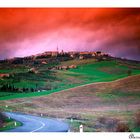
[127,70,132,76]
[0,112,7,127]
[31,88,34,92]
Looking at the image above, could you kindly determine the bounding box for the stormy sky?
[0,8,140,60]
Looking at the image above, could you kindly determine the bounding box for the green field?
[0,117,22,132]
[59,60,140,83]
[0,59,140,100]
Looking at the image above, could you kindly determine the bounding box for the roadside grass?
[67,119,96,132]
[66,119,82,132]
[66,111,136,132]
[0,117,22,132]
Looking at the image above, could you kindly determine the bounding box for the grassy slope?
[0,74,140,132]
[0,60,140,100]
[0,117,22,132]
[59,60,140,83]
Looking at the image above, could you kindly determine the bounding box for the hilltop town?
[0,50,111,65]
[0,50,111,76]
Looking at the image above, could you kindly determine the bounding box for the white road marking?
[9,113,46,132]
[21,115,46,132]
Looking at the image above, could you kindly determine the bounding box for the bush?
[98,117,107,124]
[116,122,131,132]
[127,70,132,76]
[0,112,6,127]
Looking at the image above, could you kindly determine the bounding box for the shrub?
[98,117,107,124]
[0,112,7,127]
[116,122,131,132]
[127,70,132,76]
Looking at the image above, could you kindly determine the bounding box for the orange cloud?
[0,8,140,60]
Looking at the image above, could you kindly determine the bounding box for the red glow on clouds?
[0,8,140,60]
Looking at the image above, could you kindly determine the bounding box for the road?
[4,112,69,132]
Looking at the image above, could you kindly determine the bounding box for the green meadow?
[0,59,140,100]
[0,117,22,132]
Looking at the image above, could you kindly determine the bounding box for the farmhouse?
[68,51,78,58]
[51,51,58,57]
[0,74,10,78]
[68,65,77,69]
[79,55,84,60]
[41,61,47,64]
[79,52,90,55]
[55,64,77,70]
[28,68,38,74]
[61,66,68,70]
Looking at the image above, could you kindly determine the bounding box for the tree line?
[0,84,37,93]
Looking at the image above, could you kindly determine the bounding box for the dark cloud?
[0,8,140,60]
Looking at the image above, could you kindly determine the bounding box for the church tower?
[57,45,59,53]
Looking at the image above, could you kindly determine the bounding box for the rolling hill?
[1,74,140,132]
